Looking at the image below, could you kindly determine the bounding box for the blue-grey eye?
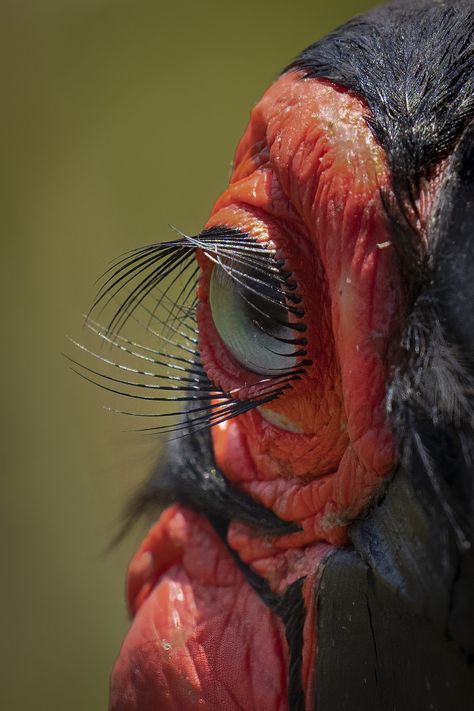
[209,258,298,376]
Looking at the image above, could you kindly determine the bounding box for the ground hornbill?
[72,1,474,708]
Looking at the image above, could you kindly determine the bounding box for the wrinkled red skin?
[110,73,439,709]
[110,507,289,710]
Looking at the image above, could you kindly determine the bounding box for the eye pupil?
[209,258,301,376]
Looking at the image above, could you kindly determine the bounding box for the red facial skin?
[109,72,425,709]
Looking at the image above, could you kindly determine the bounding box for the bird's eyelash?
[67,226,309,438]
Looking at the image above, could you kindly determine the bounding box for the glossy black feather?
[287,1,474,206]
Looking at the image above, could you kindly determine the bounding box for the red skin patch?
[110,72,420,707]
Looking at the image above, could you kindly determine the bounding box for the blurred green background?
[0,1,375,708]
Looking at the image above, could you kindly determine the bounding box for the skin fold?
[110,73,442,710]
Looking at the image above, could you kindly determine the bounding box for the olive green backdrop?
[0,1,376,708]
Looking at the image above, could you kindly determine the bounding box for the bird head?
[72,1,474,708]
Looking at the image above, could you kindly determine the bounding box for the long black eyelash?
[69,226,309,438]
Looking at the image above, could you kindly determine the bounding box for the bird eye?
[209,258,298,376]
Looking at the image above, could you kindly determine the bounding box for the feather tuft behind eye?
[67,226,309,438]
